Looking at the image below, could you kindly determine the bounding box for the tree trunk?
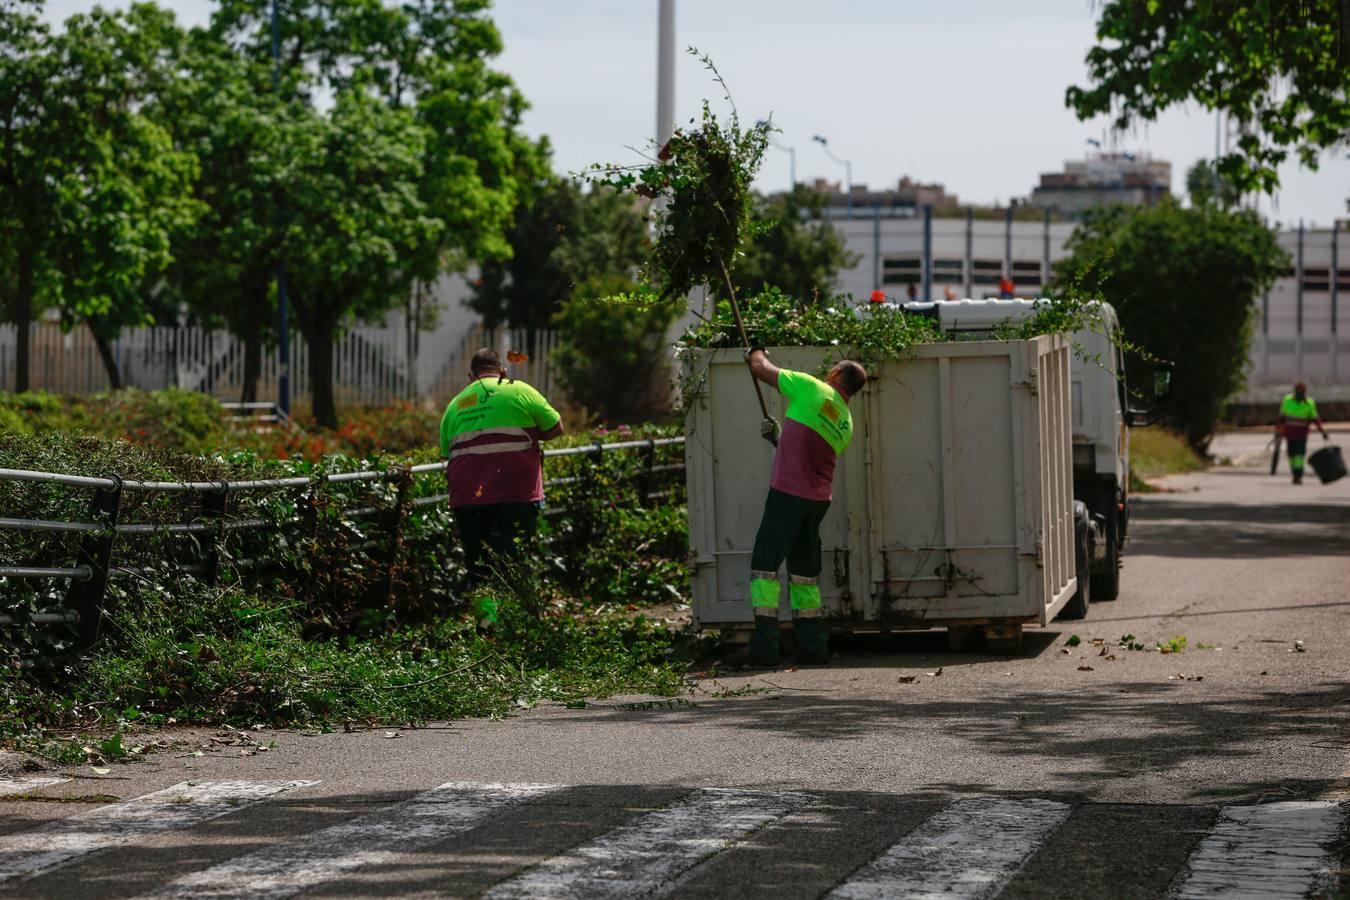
[240,299,262,405]
[305,321,338,429]
[91,329,123,390]
[10,250,34,393]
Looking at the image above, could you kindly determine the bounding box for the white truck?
[906,299,1169,605]
[682,299,1164,652]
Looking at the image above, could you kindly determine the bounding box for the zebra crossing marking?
[0,779,316,885]
[0,776,69,797]
[827,797,1071,900]
[140,782,563,900]
[1172,800,1348,899]
[483,787,814,899]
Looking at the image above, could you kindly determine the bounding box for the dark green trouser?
[749,488,830,616]
[454,502,539,621]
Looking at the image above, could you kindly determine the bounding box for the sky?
[42,0,1350,229]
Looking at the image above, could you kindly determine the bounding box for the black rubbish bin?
[1308,445,1347,484]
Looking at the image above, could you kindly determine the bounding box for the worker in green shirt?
[741,348,867,666]
[1276,381,1329,485]
[439,349,563,626]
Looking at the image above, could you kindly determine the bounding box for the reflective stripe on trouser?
[751,570,780,610]
[748,488,831,613]
[789,574,822,612]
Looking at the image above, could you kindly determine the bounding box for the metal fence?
[0,321,560,407]
[0,437,685,656]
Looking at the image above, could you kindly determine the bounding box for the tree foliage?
[589,49,770,300]
[1068,0,1350,193]
[0,1,199,390]
[729,186,861,301]
[196,0,528,427]
[471,171,648,338]
[552,289,682,424]
[1052,200,1288,453]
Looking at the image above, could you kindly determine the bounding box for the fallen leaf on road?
[897,675,918,684]
[90,767,110,775]
[1099,646,1107,656]
[1105,654,1117,661]
[1060,648,1071,655]
[383,731,401,739]
[1066,635,1082,647]
[1260,670,1269,675]
[927,668,943,677]
[1077,665,1094,671]
[1293,640,1306,653]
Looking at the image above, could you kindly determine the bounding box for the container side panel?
[948,354,1019,597]
[870,357,946,601]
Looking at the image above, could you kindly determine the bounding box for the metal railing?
[1,437,686,652]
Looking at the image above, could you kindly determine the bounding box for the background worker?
[439,348,563,625]
[1276,381,1328,485]
[742,349,867,666]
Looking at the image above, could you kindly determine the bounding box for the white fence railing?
[0,321,559,408]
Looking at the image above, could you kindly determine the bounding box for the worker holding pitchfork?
[740,349,867,667]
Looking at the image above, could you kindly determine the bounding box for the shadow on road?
[560,682,1350,803]
[1129,494,1349,559]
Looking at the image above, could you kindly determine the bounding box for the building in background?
[1029,153,1171,217]
[814,176,960,215]
[823,206,1347,411]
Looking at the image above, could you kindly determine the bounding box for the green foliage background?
[1052,199,1288,453]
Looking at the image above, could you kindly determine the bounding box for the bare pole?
[656,0,676,150]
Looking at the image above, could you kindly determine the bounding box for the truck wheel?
[1091,513,1121,601]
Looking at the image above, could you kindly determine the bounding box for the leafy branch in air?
[584,47,771,299]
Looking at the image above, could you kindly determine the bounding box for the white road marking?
[1173,801,1348,899]
[484,787,814,899]
[140,781,563,900]
[828,797,1071,900]
[0,780,315,884]
[0,776,69,796]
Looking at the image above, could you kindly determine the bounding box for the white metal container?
[682,334,1076,636]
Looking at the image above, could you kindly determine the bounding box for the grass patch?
[1129,427,1207,491]
[1,573,692,764]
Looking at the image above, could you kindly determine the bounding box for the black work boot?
[794,617,831,666]
[1293,469,1304,485]
[746,614,781,667]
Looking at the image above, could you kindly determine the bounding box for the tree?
[471,172,648,344]
[1185,160,1243,209]
[1051,200,1287,453]
[161,39,287,403]
[1067,1,1350,194]
[281,93,438,429]
[730,186,860,301]
[0,1,51,391]
[207,0,527,426]
[0,2,199,390]
[552,287,681,424]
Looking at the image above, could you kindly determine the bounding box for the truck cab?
[903,299,1136,606]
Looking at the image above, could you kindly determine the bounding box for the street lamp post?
[271,0,290,416]
[812,134,852,217]
[756,120,796,190]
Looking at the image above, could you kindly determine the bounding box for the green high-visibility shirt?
[438,377,561,507]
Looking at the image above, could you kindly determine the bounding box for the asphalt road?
[3,429,1348,899]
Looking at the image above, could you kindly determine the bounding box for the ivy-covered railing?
[0,437,685,657]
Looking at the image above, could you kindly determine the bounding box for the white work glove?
[761,416,780,446]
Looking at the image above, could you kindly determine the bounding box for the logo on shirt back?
[457,394,479,410]
[820,401,844,426]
